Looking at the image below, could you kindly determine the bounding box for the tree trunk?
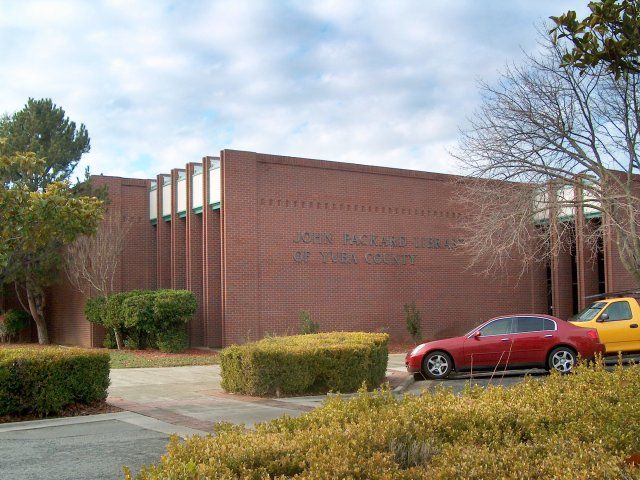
[114,328,123,350]
[26,285,49,344]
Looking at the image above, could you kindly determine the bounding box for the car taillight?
[587,329,600,342]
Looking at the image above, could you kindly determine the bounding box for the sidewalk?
[106,353,411,432]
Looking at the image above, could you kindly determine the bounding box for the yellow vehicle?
[571,293,640,354]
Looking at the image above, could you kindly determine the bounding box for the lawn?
[108,348,219,368]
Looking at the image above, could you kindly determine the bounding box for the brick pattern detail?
[186,163,204,345]
[46,176,156,346]
[203,157,223,347]
[156,174,171,289]
[220,150,548,345]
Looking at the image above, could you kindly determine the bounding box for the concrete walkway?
[106,353,411,432]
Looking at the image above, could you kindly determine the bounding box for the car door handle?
[500,338,510,342]
[544,334,553,338]
[631,324,638,329]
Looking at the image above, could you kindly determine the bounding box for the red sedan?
[406,315,604,379]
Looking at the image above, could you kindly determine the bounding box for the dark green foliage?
[551,0,640,77]
[0,98,90,190]
[83,289,196,352]
[220,332,389,396]
[151,290,197,330]
[102,329,117,349]
[404,302,422,342]
[84,296,107,325]
[3,309,31,335]
[122,290,195,352]
[299,310,319,334]
[0,346,109,416]
[156,326,189,353]
[121,291,155,333]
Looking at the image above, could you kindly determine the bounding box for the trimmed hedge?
[220,332,389,396]
[0,346,110,416]
[128,362,640,479]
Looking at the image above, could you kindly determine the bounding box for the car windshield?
[572,302,606,322]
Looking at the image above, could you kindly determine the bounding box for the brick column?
[220,150,260,345]
[170,169,187,291]
[186,162,204,346]
[156,174,172,288]
[203,156,223,347]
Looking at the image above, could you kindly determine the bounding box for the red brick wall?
[220,151,548,345]
[156,174,171,289]
[203,157,223,347]
[46,175,156,347]
[186,163,204,345]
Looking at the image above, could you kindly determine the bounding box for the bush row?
[0,346,110,417]
[129,361,640,479]
[85,289,197,352]
[220,332,389,396]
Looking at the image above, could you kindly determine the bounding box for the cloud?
[0,0,588,179]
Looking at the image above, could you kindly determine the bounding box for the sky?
[0,0,588,180]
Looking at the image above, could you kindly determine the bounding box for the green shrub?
[128,362,640,480]
[299,310,319,334]
[220,332,389,396]
[102,329,117,349]
[156,326,188,353]
[152,290,197,330]
[0,346,110,416]
[122,289,196,352]
[404,302,422,342]
[84,296,107,325]
[84,289,197,352]
[0,310,31,342]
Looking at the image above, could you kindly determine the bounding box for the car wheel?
[548,347,576,374]
[422,351,453,379]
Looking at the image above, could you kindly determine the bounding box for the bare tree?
[65,212,132,348]
[454,30,640,285]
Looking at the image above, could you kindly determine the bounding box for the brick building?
[13,150,638,347]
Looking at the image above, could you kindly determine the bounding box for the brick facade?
[31,150,637,347]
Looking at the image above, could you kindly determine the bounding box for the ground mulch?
[0,401,121,424]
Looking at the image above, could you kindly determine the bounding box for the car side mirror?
[598,313,609,322]
[473,331,481,339]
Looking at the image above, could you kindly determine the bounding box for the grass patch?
[108,349,219,368]
[128,361,640,479]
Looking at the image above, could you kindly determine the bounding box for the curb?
[392,373,415,394]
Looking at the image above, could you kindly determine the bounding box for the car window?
[479,318,514,336]
[601,301,632,321]
[515,317,545,333]
[572,302,606,322]
[543,318,556,331]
